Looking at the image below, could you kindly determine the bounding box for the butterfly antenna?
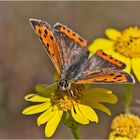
[44,81,59,90]
[35,81,59,97]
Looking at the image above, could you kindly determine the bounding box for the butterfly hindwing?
[75,50,134,83]
[76,71,134,84]
[30,19,61,74]
[96,49,126,69]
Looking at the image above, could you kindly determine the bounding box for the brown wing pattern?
[30,19,61,74]
[74,50,134,83]
[97,50,125,68]
[30,19,135,84]
[54,23,87,47]
[76,71,135,84]
[53,23,88,73]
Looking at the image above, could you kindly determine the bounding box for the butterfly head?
[58,79,71,91]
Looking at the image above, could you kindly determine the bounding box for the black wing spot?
[102,52,107,56]
[73,33,76,36]
[78,37,84,42]
[44,34,46,38]
[38,29,41,34]
[63,26,66,30]
[67,29,70,33]
[109,56,113,59]
[47,43,49,48]
[113,77,117,80]
[44,29,48,35]
[116,75,122,78]
[50,35,54,40]
[110,73,115,76]
[52,53,54,56]
[109,81,115,83]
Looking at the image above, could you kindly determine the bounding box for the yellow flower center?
[52,84,85,112]
[111,114,140,139]
[114,27,140,58]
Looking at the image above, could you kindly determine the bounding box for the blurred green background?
[0,1,140,139]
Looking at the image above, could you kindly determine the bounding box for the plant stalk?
[124,84,132,113]
[71,125,80,139]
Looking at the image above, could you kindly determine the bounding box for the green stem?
[124,84,132,113]
[63,112,80,139]
[71,125,80,139]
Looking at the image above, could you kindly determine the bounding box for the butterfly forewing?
[30,19,61,74]
[54,23,87,47]
[53,23,88,72]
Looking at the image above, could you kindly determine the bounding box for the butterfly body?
[30,18,135,94]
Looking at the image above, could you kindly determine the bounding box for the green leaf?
[53,73,59,82]
[35,84,57,97]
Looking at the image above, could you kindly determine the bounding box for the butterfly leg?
[67,89,74,97]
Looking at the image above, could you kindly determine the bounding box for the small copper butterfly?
[30,19,135,95]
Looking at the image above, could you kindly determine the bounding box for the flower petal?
[109,131,130,140]
[37,106,55,126]
[132,58,140,82]
[78,104,98,123]
[88,38,114,57]
[105,28,121,41]
[90,102,111,116]
[24,94,50,102]
[71,104,89,124]
[84,88,118,104]
[82,88,117,115]
[45,109,63,137]
[22,102,51,115]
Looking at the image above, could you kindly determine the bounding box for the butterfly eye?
[64,82,69,88]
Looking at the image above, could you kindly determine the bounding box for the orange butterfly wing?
[75,50,135,84]
[30,19,61,74]
[54,23,87,47]
[76,71,134,84]
[97,49,125,68]
[53,23,88,72]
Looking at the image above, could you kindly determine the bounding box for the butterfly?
[30,19,135,95]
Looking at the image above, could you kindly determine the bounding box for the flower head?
[89,27,140,81]
[109,113,140,140]
[22,84,117,137]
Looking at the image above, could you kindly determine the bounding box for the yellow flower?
[89,27,140,81]
[109,113,140,140]
[22,84,117,137]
